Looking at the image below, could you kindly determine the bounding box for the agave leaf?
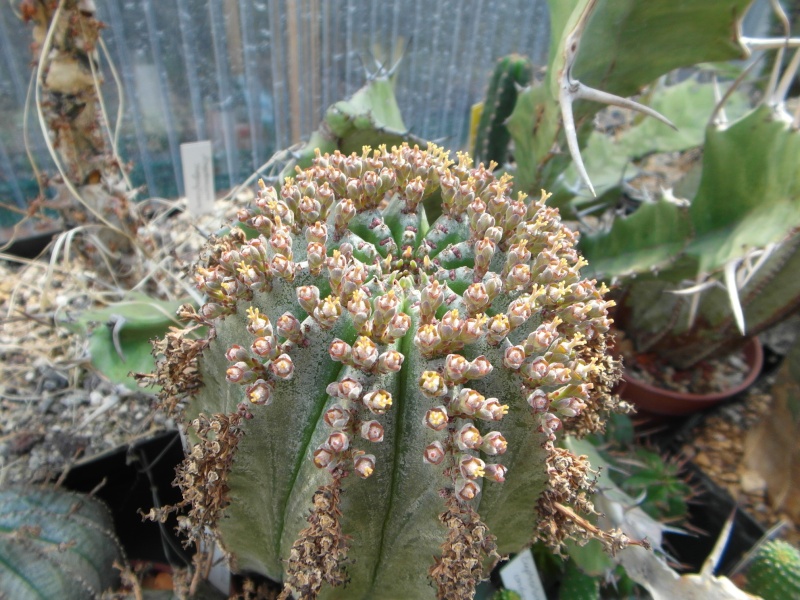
[60,293,190,391]
[615,77,750,159]
[283,74,421,178]
[510,0,753,202]
[549,0,751,99]
[581,198,693,280]
[686,104,800,274]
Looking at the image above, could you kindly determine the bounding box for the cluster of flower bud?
[310,375,394,477]
[190,142,620,506]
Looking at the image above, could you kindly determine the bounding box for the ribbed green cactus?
[0,486,123,599]
[473,54,533,167]
[746,540,800,600]
[149,143,624,599]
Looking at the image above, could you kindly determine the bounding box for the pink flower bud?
[545,363,571,386]
[337,378,363,401]
[325,431,350,453]
[270,254,295,280]
[360,420,385,443]
[507,296,533,329]
[523,357,550,384]
[373,290,400,326]
[439,309,463,342]
[352,336,379,371]
[414,324,442,355]
[306,242,327,274]
[298,195,321,223]
[478,398,508,421]
[424,407,449,432]
[314,295,342,329]
[313,447,334,469]
[404,177,425,211]
[463,283,490,314]
[459,455,486,479]
[420,280,444,319]
[486,314,510,345]
[363,389,393,415]
[527,389,549,413]
[354,453,376,479]
[323,404,351,429]
[423,441,446,465]
[456,478,481,501]
[387,313,411,339]
[503,346,526,370]
[507,263,532,290]
[245,379,273,406]
[270,353,294,380]
[277,313,304,344]
[225,345,248,362]
[460,316,486,344]
[484,463,508,483]
[246,307,272,337]
[377,350,404,373]
[334,198,356,232]
[551,396,585,418]
[328,339,352,363]
[418,371,448,398]
[456,424,483,451]
[481,432,507,455]
[444,354,470,383]
[251,336,275,358]
[226,362,249,384]
[296,286,320,314]
[466,355,493,379]
[305,221,328,244]
[539,412,563,437]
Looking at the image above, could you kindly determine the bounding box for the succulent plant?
[0,485,123,599]
[146,143,626,599]
[472,54,533,168]
[745,539,800,600]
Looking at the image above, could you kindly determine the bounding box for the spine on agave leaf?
[147,143,626,599]
[473,55,533,167]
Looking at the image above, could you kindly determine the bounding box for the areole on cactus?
[147,143,628,599]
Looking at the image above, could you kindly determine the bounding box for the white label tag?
[181,140,215,216]
[500,549,547,600]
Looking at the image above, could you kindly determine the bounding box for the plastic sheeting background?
[0,0,551,213]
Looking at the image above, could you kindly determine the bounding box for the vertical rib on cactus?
[149,143,623,599]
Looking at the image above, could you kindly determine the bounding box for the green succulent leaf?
[61,293,191,391]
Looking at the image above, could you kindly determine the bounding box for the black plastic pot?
[60,430,190,566]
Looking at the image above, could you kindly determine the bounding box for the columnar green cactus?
[473,54,533,167]
[149,143,624,599]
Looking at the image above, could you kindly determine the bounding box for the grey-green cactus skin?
[0,486,122,599]
[153,144,621,599]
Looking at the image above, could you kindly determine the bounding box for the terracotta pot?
[618,337,764,416]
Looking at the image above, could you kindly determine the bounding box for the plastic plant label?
[500,549,547,600]
[181,140,215,216]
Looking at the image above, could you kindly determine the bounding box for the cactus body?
[152,144,621,599]
[473,54,532,167]
[746,540,800,600]
[0,486,122,599]
[558,559,599,600]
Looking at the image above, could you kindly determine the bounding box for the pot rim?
[619,337,764,414]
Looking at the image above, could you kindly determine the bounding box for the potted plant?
[463,0,800,414]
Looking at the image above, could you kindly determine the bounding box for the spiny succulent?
[147,143,625,599]
[746,539,800,600]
